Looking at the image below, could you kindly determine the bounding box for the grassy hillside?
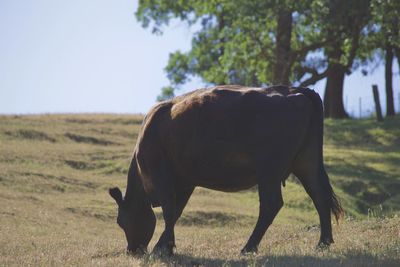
[0,114,399,266]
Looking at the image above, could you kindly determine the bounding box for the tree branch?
[344,28,361,74]
[290,41,327,63]
[299,68,328,87]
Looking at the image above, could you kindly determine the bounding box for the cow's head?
[109,187,156,254]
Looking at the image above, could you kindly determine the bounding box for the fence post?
[398,92,400,114]
[372,84,383,122]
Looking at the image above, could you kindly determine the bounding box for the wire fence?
[345,90,400,119]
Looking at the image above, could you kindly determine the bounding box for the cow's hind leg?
[153,186,194,256]
[294,166,334,247]
[241,177,283,254]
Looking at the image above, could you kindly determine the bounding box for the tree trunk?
[372,85,383,122]
[396,47,400,114]
[385,44,395,116]
[324,62,348,118]
[273,8,292,85]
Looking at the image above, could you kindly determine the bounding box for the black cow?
[109,85,343,255]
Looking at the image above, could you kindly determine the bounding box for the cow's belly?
[170,131,300,192]
[197,176,258,192]
[173,151,259,192]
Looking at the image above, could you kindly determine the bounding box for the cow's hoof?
[126,246,147,257]
[316,239,333,250]
[241,246,258,255]
[153,245,174,257]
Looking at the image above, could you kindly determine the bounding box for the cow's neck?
[124,156,147,209]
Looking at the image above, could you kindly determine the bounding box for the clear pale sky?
[0,0,399,116]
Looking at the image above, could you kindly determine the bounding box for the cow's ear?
[109,187,123,206]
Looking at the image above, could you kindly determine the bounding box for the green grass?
[0,114,399,266]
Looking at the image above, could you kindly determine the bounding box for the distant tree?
[370,0,400,116]
[304,0,371,118]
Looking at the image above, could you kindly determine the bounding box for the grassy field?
[0,114,399,266]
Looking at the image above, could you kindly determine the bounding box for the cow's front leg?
[153,191,176,256]
[153,187,194,256]
[241,178,283,254]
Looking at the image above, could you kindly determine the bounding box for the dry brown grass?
[0,114,399,266]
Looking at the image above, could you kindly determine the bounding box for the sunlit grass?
[0,114,399,266]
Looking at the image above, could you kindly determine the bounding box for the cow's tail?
[297,87,344,223]
[330,183,344,223]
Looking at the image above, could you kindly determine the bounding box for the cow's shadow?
[160,250,399,267]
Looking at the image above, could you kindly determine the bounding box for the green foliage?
[157,86,175,101]
[137,0,331,96]
[371,0,400,47]
[137,1,393,99]
[341,0,400,74]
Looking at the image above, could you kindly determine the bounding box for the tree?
[370,0,400,116]
[136,1,376,119]
[305,0,371,118]
[385,42,395,116]
[136,0,326,100]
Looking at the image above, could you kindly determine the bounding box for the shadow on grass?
[96,247,399,267]
[326,160,400,212]
[178,211,254,227]
[163,251,399,267]
[5,129,56,143]
[91,250,127,259]
[65,132,116,146]
[324,116,400,151]
[154,211,255,227]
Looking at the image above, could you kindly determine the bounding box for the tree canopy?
[136,0,400,118]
